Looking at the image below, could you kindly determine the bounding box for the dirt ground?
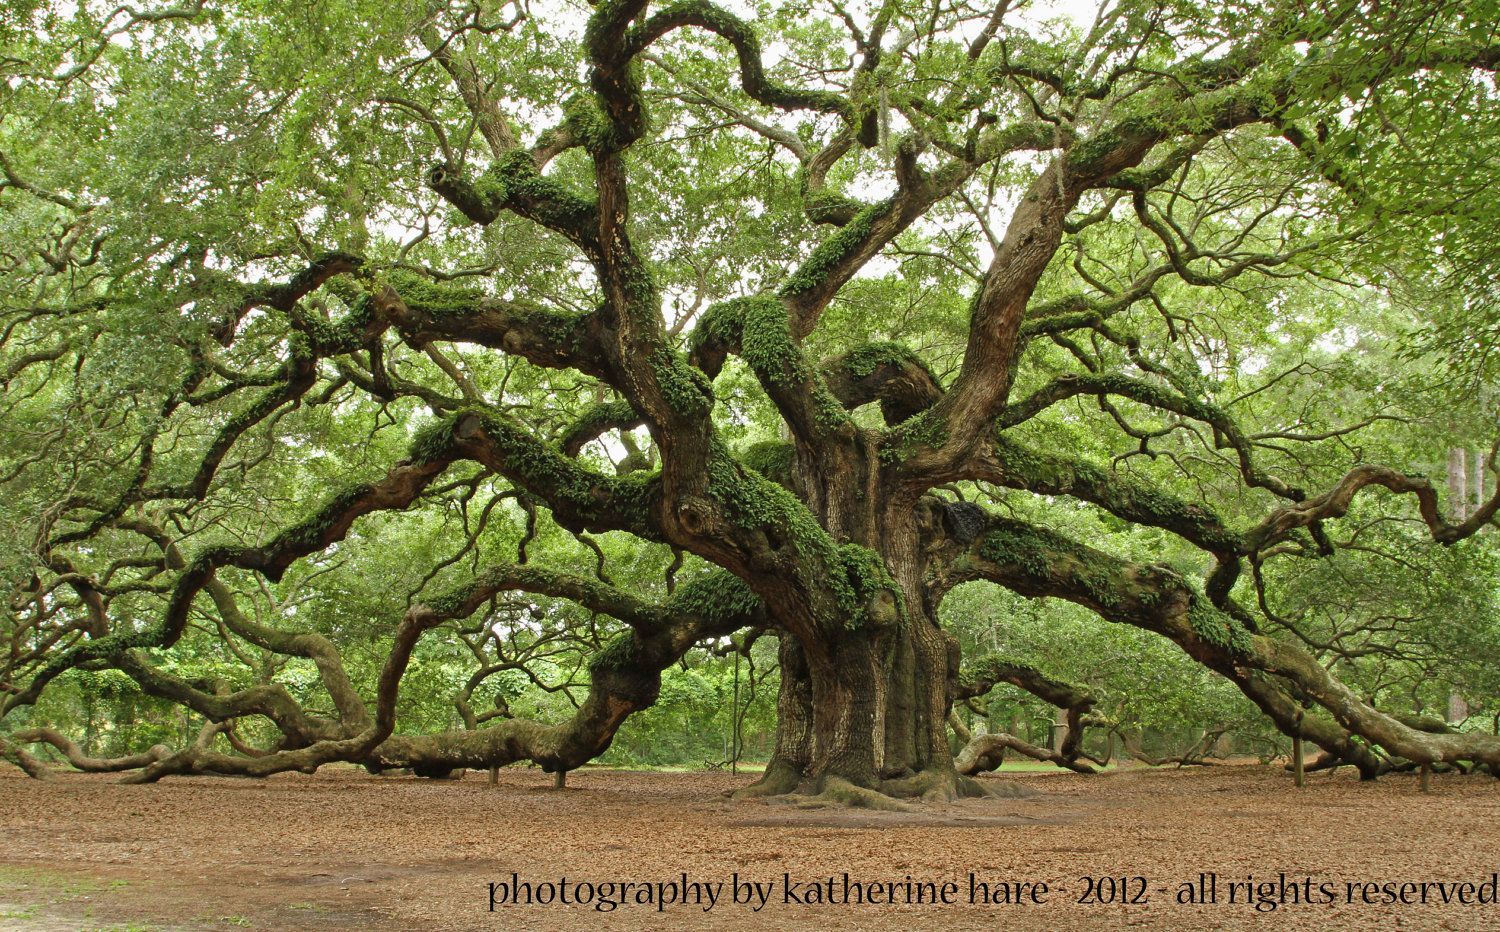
[1,761,1497,931]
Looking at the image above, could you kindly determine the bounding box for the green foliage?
[1186,598,1254,658]
[738,440,794,486]
[778,199,893,299]
[667,571,761,627]
[842,341,938,381]
[3,0,1499,780]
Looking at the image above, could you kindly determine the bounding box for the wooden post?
[554,769,567,790]
[731,647,740,776]
[1292,707,1305,787]
[488,766,498,785]
[1420,763,1432,793]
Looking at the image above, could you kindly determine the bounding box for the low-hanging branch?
[929,508,1500,774]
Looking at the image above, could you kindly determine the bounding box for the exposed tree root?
[881,767,1027,801]
[729,765,1035,809]
[727,759,803,799]
[785,776,916,811]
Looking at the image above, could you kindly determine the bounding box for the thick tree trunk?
[745,614,978,801]
[737,447,980,802]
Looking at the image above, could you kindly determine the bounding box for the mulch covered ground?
[1,761,1497,930]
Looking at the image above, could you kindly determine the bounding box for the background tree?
[3,0,1500,804]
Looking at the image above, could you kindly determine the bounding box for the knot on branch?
[455,412,487,441]
[677,498,712,535]
[942,501,987,545]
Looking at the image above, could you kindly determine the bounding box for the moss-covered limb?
[422,562,665,633]
[696,440,900,640]
[798,130,860,224]
[622,2,851,118]
[661,570,765,630]
[447,409,664,539]
[1255,639,1500,771]
[559,399,646,456]
[426,155,602,256]
[936,512,1500,772]
[778,198,899,335]
[581,0,654,153]
[373,277,616,383]
[684,295,745,378]
[944,516,1258,655]
[739,297,855,442]
[1246,462,1500,554]
[956,656,1093,711]
[687,295,854,446]
[6,727,170,773]
[221,251,362,339]
[566,128,720,481]
[957,655,1097,765]
[112,649,344,747]
[569,90,718,475]
[972,434,1244,557]
[939,518,1369,770]
[738,440,795,489]
[821,341,943,425]
[1014,268,1177,340]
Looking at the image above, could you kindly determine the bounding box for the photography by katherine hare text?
[486,871,1500,914]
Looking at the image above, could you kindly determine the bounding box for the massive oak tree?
[3,0,1500,802]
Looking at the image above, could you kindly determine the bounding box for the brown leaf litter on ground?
[1,761,1497,930]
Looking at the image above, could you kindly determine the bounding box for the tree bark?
[732,448,983,802]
